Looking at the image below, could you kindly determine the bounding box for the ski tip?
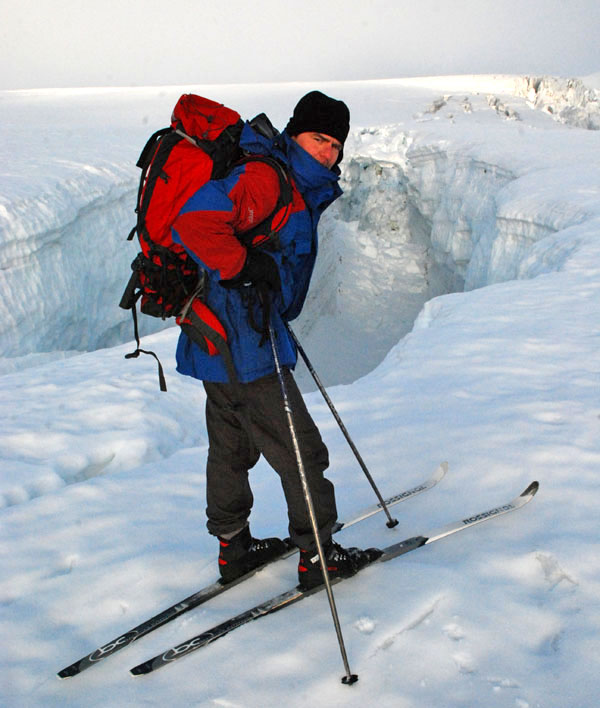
[435,462,449,480]
[521,481,539,498]
[57,666,78,680]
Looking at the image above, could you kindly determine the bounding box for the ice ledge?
[515,76,600,130]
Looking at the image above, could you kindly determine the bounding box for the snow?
[1,74,599,707]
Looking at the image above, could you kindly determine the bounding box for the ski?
[57,463,446,678]
[130,480,538,676]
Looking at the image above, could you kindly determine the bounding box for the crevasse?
[0,140,591,386]
[294,144,581,389]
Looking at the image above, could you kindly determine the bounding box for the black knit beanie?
[285,91,350,148]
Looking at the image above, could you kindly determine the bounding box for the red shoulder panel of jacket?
[229,161,282,234]
[173,160,302,281]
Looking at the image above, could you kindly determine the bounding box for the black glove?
[220,249,281,292]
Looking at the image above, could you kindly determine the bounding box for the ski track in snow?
[368,595,444,657]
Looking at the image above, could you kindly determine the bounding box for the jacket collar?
[239,123,342,213]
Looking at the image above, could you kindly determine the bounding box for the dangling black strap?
[123,297,168,392]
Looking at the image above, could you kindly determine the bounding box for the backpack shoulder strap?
[234,154,294,249]
[127,128,180,242]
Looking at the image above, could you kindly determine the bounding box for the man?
[171,91,379,590]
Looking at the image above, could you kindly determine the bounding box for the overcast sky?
[1,0,599,90]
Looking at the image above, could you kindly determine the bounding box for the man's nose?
[321,144,336,164]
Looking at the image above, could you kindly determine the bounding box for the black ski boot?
[298,540,382,590]
[218,526,288,584]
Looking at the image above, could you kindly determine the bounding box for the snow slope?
[1,75,599,707]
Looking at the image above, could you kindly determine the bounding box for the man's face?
[292,132,342,170]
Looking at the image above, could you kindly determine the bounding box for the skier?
[171,91,379,590]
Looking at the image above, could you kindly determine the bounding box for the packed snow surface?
[1,75,599,707]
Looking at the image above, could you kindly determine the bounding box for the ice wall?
[0,169,169,367]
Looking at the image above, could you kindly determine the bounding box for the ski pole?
[286,323,399,528]
[267,319,358,686]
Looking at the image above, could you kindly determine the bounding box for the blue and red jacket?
[171,124,343,383]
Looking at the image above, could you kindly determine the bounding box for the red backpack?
[119,94,292,390]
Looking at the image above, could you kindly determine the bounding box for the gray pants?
[203,369,338,550]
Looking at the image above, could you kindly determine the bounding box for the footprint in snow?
[354,616,377,634]
[452,650,476,674]
[442,621,466,641]
[535,551,578,591]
